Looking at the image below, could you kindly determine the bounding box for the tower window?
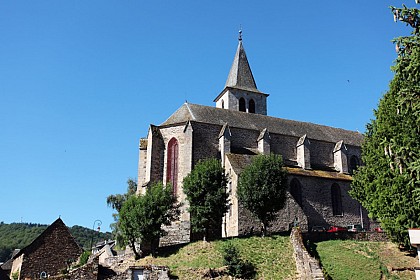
[249,99,255,113]
[239,98,246,112]
[221,100,225,109]
[331,183,343,216]
[166,138,179,195]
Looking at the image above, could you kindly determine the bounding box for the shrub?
[222,242,256,279]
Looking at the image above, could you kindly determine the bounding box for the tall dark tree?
[118,182,179,258]
[237,154,288,237]
[183,158,228,241]
[106,178,137,245]
[350,2,420,246]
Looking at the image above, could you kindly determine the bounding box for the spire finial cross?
[238,26,242,41]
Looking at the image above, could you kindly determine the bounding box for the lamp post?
[90,219,102,253]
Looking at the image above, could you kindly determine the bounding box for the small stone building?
[137,33,369,245]
[9,218,82,280]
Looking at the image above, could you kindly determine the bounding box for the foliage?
[350,1,420,246]
[11,272,19,280]
[106,178,137,245]
[237,154,288,236]
[183,158,228,240]
[136,234,296,279]
[222,241,256,279]
[69,225,112,249]
[118,182,179,259]
[0,222,111,262]
[315,240,417,280]
[78,251,91,267]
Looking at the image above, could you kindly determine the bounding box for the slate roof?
[161,103,363,146]
[1,250,20,271]
[12,218,81,259]
[226,153,352,181]
[224,39,259,92]
[226,153,253,174]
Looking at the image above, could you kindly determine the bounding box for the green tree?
[106,178,137,244]
[350,2,420,246]
[237,154,288,237]
[118,182,179,258]
[183,158,228,241]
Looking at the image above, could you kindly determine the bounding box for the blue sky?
[0,1,411,232]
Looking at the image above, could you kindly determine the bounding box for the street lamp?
[90,219,102,253]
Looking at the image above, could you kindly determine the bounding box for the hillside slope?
[136,234,297,279]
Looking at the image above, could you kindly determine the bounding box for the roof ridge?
[187,103,362,136]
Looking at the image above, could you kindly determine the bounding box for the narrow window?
[166,138,179,195]
[249,99,256,113]
[221,100,225,109]
[290,178,303,207]
[331,183,343,216]
[239,97,246,112]
[349,155,359,175]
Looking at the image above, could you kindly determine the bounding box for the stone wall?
[230,127,259,153]
[54,258,171,280]
[137,138,148,191]
[159,221,190,247]
[303,231,389,243]
[290,228,325,280]
[293,175,370,230]
[18,221,82,280]
[270,134,298,163]
[236,195,308,236]
[191,122,221,164]
[145,126,164,187]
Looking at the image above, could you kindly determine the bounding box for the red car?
[327,226,347,232]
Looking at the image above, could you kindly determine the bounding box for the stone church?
[137,33,369,245]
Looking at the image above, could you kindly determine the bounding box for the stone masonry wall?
[229,89,268,115]
[137,139,148,190]
[270,134,298,164]
[290,228,324,280]
[233,174,368,236]
[191,122,221,164]
[309,140,334,169]
[237,194,308,236]
[291,175,369,230]
[19,224,82,279]
[229,127,259,153]
[158,124,193,246]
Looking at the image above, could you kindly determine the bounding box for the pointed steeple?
[225,33,259,91]
[214,30,269,115]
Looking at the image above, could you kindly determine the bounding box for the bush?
[78,251,91,266]
[222,242,256,279]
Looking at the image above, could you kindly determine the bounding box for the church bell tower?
[214,30,269,115]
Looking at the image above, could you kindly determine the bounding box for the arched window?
[331,183,343,216]
[166,138,179,195]
[249,99,255,113]
[349,155,359,175]
[221,100,225,109]
[290,178,303,207]
[239,97,246,112]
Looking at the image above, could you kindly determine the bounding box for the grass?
[314,240,418,280]
[136,234,297,279]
